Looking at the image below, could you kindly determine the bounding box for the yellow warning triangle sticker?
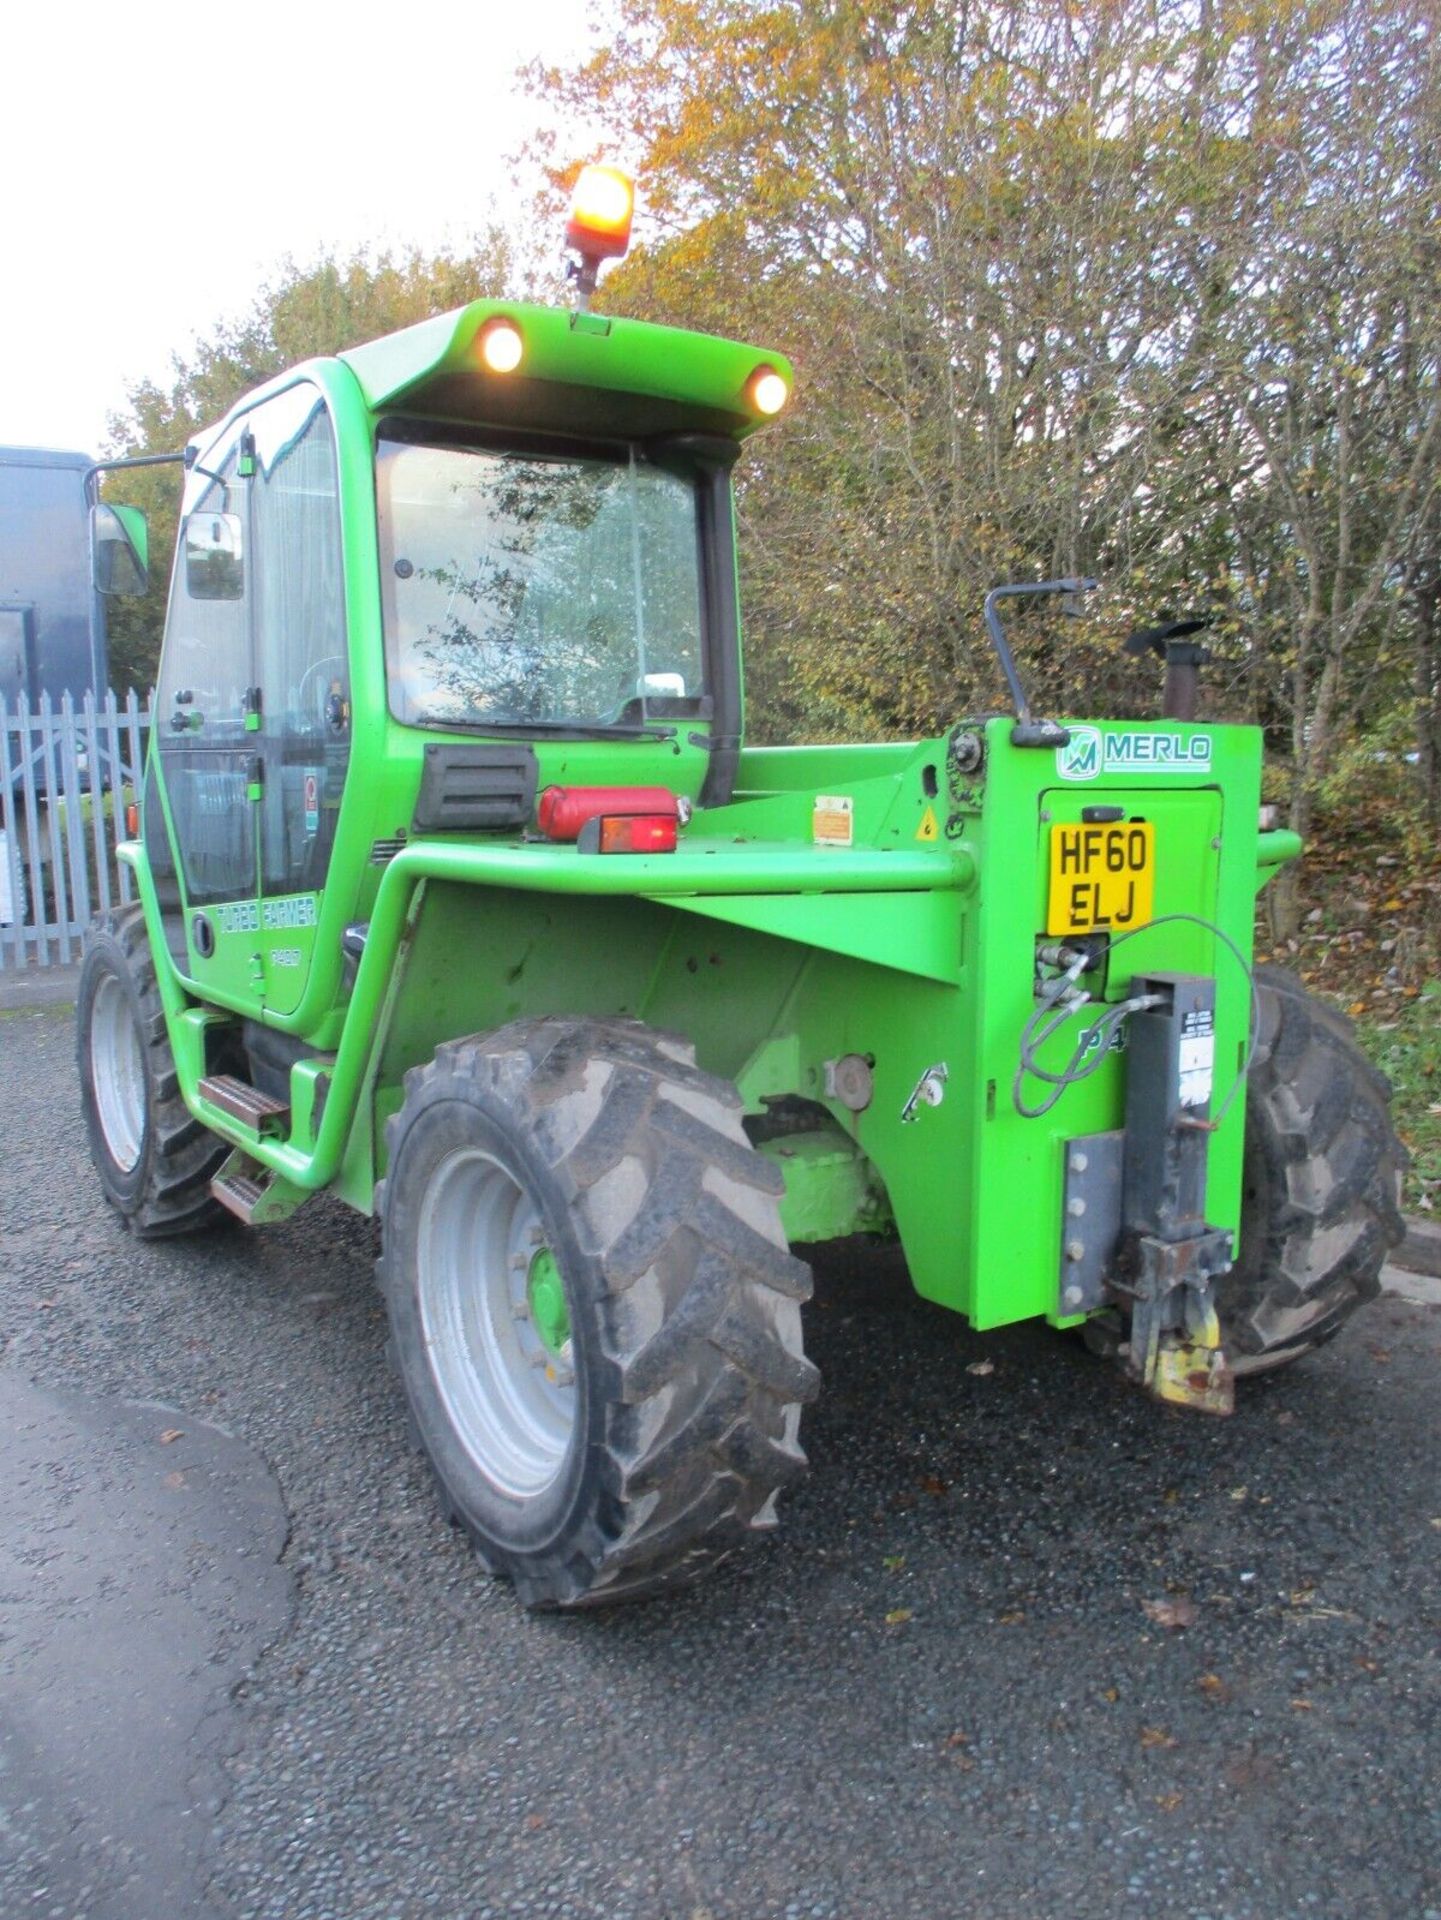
[916,805,939,842]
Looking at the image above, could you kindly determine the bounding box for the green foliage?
[101,231,516,692]
[1358,985,1441,1212]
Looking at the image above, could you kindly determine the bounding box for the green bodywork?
[122,294,1299,1333]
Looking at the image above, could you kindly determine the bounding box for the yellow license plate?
[1047,820,1155,935]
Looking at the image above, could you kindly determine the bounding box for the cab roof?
[337,300,792,444]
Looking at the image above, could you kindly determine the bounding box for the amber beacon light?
[566,164,636,309]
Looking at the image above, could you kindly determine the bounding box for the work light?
[479,319,524,373]
[748,367,789,416]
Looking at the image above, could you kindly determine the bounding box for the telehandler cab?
[78,169,1405,1608]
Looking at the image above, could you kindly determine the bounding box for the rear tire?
[76,906,228,1238]
[1220,967,1406,1374]
[378,1016,819,1609]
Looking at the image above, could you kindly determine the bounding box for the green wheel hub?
[527,1246,570,1359]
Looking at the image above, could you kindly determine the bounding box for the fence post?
[58,692,92,948]
[0,697,29,969]
[122,690,147,904]
[18,697,49,965]
[83,691,113,920]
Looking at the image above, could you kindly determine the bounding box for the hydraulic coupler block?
[1114,973,1235,1415]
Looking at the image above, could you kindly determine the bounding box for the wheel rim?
[90,972,146,1173]
[416,1146,577,1499]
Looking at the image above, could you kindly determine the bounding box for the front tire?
[1220,968,1406,1373]
[76,907,228,1238]
[378,1017,819,1608]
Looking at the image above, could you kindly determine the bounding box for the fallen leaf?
[920,1475,948,1497]
[1348,1001,1367,1015]
[1291,1698,1314,1711]
[1289,1587,1316,1608]
[159,1429,184,1445]
[1139,1726,1177,1749]
[883,1553,906,1573]
[966,1359,995,1377]
[1230,1486,1248,1501]
[885,1607,913,1626]
[997,1609,1026,1626]
[1101,1686,1120,1704]
[1354,1656,1380,1673]
[944,1730,970,1748]
[1154,1792,1184,1813]
[1142,1596,1197,1630]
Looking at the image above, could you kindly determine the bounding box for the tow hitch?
[1063,973,1236,1415]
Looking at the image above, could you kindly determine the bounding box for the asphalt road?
[2,1003,1438,1920]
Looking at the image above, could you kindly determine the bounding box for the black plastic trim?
[412,743,539,833]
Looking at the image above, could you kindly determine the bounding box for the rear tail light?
[125,802,140,837]
[577,813,679,855]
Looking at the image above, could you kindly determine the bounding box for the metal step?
[211,1167,271,1224]
[198,1073,290,1132]
[209,1147,307,1227]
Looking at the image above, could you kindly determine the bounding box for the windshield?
[376,434,706,731]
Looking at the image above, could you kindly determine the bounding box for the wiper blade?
[415,716,679,743]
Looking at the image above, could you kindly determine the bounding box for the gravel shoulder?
[2,1004,1438,1920]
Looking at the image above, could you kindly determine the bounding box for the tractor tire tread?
[77,906,228,1239]
[378,1015,817,1609]
[1222,966,1405,1374]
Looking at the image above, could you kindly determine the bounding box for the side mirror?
[185,511,245,601]
[91,503,149,596]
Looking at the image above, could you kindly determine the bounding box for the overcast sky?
[1,0,609,455]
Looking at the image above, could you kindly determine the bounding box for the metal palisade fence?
[0,692,151,971]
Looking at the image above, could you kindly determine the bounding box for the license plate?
[1047,820,1155,935]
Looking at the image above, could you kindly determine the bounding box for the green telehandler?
[77,170,1405,1608]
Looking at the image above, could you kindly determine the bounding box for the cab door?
[149,424,259,1003]
[248,384,350,1015]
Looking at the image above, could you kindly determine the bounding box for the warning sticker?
[915,804,939,842]
[813,795,853,847]
[303,772,319,834]
[1178,1009,1215,1108]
